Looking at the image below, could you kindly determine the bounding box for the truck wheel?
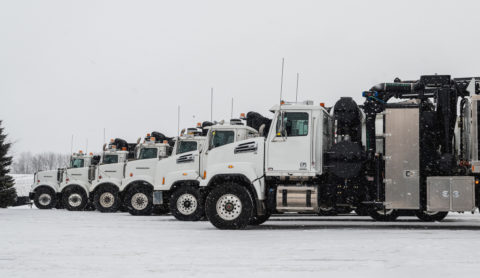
[369,208,399,222]
[205,183,254,230]
[62,187,88,211]
[125,186,153,216]
[249,212,271,225]
[94,185,120,213]
[33,187,57,209]
[170,186,204,221]
[415,210,448,222]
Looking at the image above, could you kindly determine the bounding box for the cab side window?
[276,112,309,137]
[138,148,158,159]
[210,130,235,149]
[70,158,84,168]
[177,141,198,154]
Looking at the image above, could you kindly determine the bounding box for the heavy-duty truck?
[93,132,175,213]
[199,75,480,229]
[58,151,100,210]
[30,167,65,209]
[122,121,260,221]
[87,138,137,212]
[29,151,99,209]
[60,138,137,211]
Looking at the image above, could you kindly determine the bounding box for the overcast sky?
[1,0,479,156]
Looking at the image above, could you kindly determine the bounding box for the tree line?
[11,152,70,174]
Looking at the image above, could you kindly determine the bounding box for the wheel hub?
[100,192,115,208]
[216,194,242,221]
[176,193,198,215]
[131,193,149,211]
[225,202,234,212]
[38,194,51,206]
[68,193,82,207]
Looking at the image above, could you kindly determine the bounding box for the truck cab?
[58,151,99,210]
[89,138,137,212]
[201,101,339,229]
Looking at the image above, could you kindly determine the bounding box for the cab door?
[200,129,236,180]
[174,140,200,175]
[266,110,312,175]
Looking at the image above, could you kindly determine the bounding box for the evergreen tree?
[0,120,17,208]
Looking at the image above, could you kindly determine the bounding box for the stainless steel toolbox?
[384,107,420,209]
[426,176,475,211]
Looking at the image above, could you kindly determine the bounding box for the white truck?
[122,121,259,221]
[93,132,174,213]
[58,151,100,211]
[29,151,99,209]
[30,168,65,209]
[200,76,480,229]
[199,101,328,229]
[88,138,138,212]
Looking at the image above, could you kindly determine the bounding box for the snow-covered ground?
[11,174,33,197]
[1,208,480,278]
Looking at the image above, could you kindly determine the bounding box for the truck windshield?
[138,148,158,159]
[276,112,309,136]
[103,154,118,164]
[70,158,84,168]
[210,130,235,149]
[177,141,197,154]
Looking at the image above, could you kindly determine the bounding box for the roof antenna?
[177,105,181,136]
[295,73,299,103]
[279,58,285,104]
[210,88,213,122]
[279,58,286,139]
[231,97,234,119]
[70,135,74,154]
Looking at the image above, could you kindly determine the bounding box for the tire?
[415,210,448,222]
[170,186,205,221]
[369,208,399,222]
[249,212,271,226]
[33,187,57,209]
[94,185,120,213]
[124,186,153,216]
[62,186,88,211]
[205,183,254,230]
